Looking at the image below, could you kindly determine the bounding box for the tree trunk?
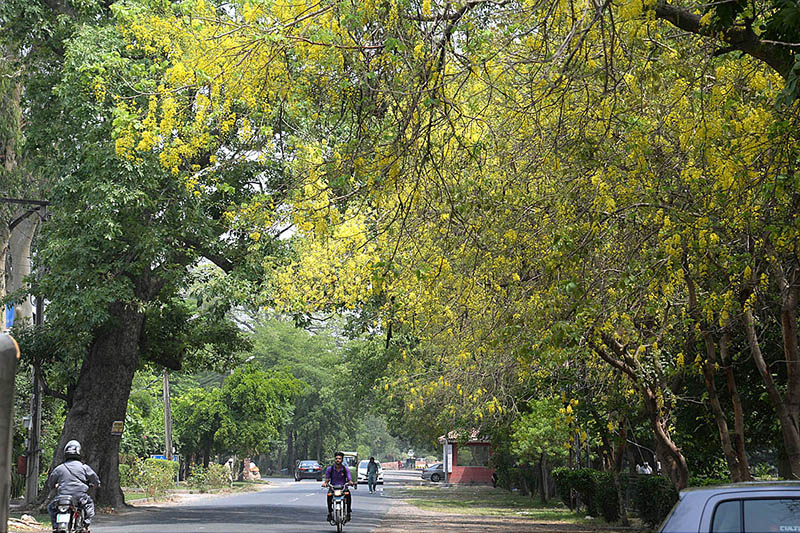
[701,334,742,482]
[49,302,145,508]
[287,428,294,474]
[539,453,548,503]
[642,388,689,490]
[745,307,800,478]
[613,421,629,526]
[592,338,690,489]
[720,332,751,480]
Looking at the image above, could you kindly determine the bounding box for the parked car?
[294,460,324,481]
[421,463,444,482]
[659,481,800,533]
[357,460,384,485]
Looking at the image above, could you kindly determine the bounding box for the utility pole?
[1,197,50,505]
[24,296,43,504]
[163,371,172,461]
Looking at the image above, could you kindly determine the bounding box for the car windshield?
[429,464,442,469]
[299,461,318,467]
[359,460,369,467]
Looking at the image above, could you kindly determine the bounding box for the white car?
[357,460,384,485]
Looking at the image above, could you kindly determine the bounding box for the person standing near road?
[366,457,379,493]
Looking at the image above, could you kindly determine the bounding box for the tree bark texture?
[49,302,145,508]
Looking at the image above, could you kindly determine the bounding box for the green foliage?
[131,458,178,497]
[174,365,299,459]
[118,464,132,487]
[187,463,230,492]
[511,399,570,462]
[631,475,679,527]
[551,468,621,522]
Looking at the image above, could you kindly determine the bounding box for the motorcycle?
[327,484,353,532]
[53,495,87,533]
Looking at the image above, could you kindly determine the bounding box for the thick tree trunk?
[50,302,145,508]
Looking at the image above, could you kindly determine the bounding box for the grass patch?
[124,491,149,502]
[398,485,589,523]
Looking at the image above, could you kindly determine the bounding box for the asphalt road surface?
[90,472,422,533]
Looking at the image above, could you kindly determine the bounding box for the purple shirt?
[326,464,352,486]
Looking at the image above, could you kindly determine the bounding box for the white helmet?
[64,440,82,458]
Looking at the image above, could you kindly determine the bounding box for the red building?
[439,431,495,484]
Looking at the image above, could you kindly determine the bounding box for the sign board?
[4,304,13,329]
[150,454,178,462]
[110,420,124,436]
[446,444,453,473]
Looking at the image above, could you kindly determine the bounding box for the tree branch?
[654,2,795,78]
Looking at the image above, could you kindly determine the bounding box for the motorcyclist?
[47,440,100,533]
[321,451,353,522]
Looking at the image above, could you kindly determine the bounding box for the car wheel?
[430,473,441,482]
[317,477,323,482]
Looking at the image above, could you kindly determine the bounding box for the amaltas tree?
[57,0,800,492]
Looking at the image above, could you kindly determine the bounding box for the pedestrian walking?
[366,457,379,493]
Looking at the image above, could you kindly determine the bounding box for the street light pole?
[24,296,43,504]
[1,197,50,505]
[163,370,172,461]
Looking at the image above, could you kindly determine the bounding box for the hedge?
[553,467,678,525]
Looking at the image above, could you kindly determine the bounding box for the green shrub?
[132,458,178,498]
[593,471,620,522]
[119,464,132,487]
[552,467,572,508]
[187,463,230,492]
[632,475,678,527]
[552,467,624,522]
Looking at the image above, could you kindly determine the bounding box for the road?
[91,470,422,533]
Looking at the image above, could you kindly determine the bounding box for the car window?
[299,461,317,467]
[711,500,741,533]
[744,498,800,533]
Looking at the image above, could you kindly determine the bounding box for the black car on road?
[294,460,324,481]
[659,481,800,533]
